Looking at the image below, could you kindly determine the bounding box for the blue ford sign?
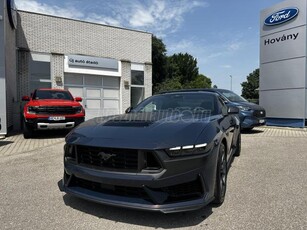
[264,7,299,26]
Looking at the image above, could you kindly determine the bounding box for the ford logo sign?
[264,7,299,26]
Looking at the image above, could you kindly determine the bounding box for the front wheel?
[234,133,241,157]
[23,121,34,139]
[213,143,227,205]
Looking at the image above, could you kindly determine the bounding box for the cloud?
[85,13,122,27]
[15,0,207,36]
[15,0,84,19]
[167,39,195,54]
[227,42,242,51]
[220,65,232,68]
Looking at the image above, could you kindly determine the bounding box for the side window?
[218,97,227,115]
[141,101,157,112]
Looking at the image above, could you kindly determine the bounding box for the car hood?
[230,101,264,110]
[67,112,213,149]
[29,99,81,107]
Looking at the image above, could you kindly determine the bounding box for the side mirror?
[22,96,30,101]
[125,106,133,113]
[75,97,82,102]
[227,106,239,114]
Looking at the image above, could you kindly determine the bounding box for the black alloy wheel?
[234,133,241,157]
[213,143,227,205]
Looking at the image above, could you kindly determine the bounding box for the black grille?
[75,145,162,172]
[161,178,203,203]
[253,110,266,118]
[76,145,139,172]
[68,176,203,205]
[70,176,151,201]
[34,106,79,114]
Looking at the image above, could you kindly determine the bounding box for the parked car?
[59,90,241,213]
[201,89,266,130]
[22,88,85,138]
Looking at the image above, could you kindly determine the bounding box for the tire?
[23,121,33,139]
[213,143,227,205]
[234,133,241,157]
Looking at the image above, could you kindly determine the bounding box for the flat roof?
[17,10,152,35]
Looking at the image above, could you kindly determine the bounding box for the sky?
[15,0,285,95]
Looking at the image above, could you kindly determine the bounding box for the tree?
[184,74,212,89]
[168,53,199,84]
[154,77,182,93]
[241,68,259,99]
[151,36,213,93]
[152,36,168,86]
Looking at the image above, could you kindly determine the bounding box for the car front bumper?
[60,146,218,213]
[25,117,85,130]
[241,116,266,129]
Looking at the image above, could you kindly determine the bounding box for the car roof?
[36,88,68,92]
[158,88,230,95]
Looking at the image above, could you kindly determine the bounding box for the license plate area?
[48,116,65,121]
[259,119,265,124]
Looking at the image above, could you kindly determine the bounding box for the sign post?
[0,0,7,136]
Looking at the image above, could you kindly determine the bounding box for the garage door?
[64,74,120,120]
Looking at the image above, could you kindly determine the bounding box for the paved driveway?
[0,127,306,230]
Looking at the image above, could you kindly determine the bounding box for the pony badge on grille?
[97,152,116,161]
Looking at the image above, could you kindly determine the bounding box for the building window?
[29,53,51,93]
[131,69,145,107]
[131,70,144,85]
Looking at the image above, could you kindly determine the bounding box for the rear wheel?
[23,121,34,139]
[213,143,227,205]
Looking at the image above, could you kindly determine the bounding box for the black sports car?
[59,91,241,213]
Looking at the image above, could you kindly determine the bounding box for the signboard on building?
[260,0,307,127]
[67,55,118,70]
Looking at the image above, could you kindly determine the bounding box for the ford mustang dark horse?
[59,91,241,213]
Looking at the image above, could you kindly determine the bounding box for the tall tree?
[152,36,168,86]
[184,74,212,89]
[241,68,259,99]
[168,53,199,84]
[152,36,213,93]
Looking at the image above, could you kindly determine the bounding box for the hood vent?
[103,120,154,127]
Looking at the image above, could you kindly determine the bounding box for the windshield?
[33,90,74,100]
[220,90,247,102]
[133,93,218,115]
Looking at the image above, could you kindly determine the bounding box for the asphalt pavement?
[0,127,306,230]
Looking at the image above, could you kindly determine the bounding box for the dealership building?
[0,0,152,135]
[260,0,307,127]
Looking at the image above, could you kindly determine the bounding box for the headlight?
[27,106,38,114]
[73,106,82,113]
[167,143,207,157]
[237,106,251,111]
[64,144,76,160]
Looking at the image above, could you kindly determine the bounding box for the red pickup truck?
[22,88,85,138]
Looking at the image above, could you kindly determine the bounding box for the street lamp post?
[229,75,233,91]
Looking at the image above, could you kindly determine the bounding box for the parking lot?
[0,127,307,230]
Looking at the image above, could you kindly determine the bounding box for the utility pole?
[229,75,233,91]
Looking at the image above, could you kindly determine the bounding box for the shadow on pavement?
[62,194,213,228]
[241,129,264,135]
[0,141,14,147]
[29,130,70,139]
